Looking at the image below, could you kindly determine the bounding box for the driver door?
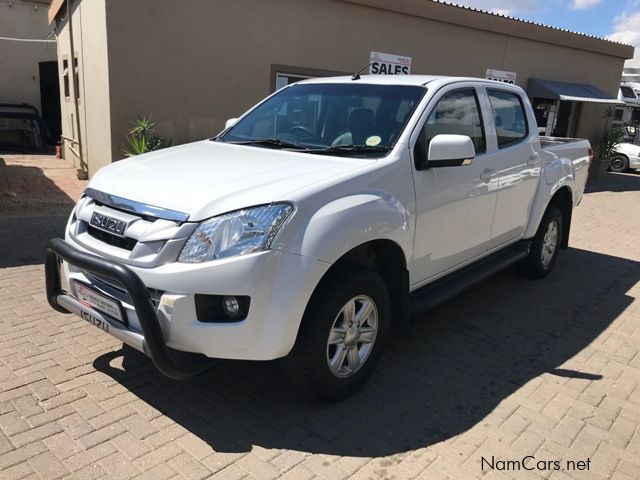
[410,85,498,286]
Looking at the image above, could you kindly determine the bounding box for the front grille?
[87,226,138,251]
[86,272,164,310]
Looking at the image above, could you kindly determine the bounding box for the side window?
[423,88,486,155]
[487,90,528,148]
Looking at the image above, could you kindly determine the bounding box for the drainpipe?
[67,0,87,179]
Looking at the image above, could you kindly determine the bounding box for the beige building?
[1,0,59,145]
[48,0,634,177]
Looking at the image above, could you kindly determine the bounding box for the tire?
[517,205,563,279]
[609,155,629,173]
[281,266,390,402]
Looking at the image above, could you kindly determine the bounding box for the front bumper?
[46,237,331,377]
[46,238,208,379]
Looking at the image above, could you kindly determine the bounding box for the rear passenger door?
[410,85,498,285]
[480,87,541,247]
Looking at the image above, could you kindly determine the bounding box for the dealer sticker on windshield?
[366,135,382,146]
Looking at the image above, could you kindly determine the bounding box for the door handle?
[480,169,497,182]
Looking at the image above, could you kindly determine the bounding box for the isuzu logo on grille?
[90,212,127,236]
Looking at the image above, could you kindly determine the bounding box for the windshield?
[218,83,426,157]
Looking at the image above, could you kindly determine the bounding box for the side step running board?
[409,241,530,315]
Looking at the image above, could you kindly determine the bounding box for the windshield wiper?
[306,145,391,156]
[223,138,309,150]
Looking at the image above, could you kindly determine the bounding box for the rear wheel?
[609,155,629,173]
[281,266,390,402]
[517,205,563,279]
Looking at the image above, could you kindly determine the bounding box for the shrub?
[122,115,172,157]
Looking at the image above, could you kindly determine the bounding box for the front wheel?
[281,266,390,402]
[609,155,629,173]
[517,205,563,279]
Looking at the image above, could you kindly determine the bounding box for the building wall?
[0,0,56,110]
[101,0,630,165]
[50,0,631,173]
[54,0,112,176]
[498,36,626,141]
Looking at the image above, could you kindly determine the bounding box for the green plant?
[596,107,625,163]
[122,114,172,156]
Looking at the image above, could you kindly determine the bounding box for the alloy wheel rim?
[541,220,559,267]
[326,295,378,378]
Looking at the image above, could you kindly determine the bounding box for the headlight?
[178,204,293,263]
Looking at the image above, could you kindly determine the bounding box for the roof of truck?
[298,75,502,87]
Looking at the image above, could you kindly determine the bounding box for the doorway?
[531,98,580,137]
[39,61,61,143]
[552,101,579,137]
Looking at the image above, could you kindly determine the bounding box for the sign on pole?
[369,51,412,75]
[486,69,517,84]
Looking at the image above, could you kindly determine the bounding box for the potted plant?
[122,115,172,157]
[591,107,625,180]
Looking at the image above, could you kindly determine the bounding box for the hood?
[615,142,640,156]
[88,140,369,221]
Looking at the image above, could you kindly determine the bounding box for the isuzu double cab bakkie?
[46,76,591,400]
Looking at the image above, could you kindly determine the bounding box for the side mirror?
[225,118,239,129]
[427,134,475,168]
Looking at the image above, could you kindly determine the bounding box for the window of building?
[62,59,70,98]
[614,108,624,121]
[275,73,315,91]
[73,57,80,99]
[488,90,528,147]
[423,88,486,154]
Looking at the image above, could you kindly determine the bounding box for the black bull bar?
[45,238,210,380]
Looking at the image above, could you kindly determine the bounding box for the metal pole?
[66,0,87,178]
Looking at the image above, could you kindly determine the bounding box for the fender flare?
[289,192,413,265]
[281,192,413,334]
[524,154,575,241]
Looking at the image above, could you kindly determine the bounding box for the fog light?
[195,294,250,322]
[223,296,241,317]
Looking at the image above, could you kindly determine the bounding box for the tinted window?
[488,90,528,148]
[423,89,486,154]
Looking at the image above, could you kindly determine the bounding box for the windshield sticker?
[366,135,382,146]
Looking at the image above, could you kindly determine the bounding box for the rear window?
[487,90,528,148]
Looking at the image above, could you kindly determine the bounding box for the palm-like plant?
[122,115,172,157]
[596,107,624,163]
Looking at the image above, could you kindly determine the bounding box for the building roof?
[343,0,634,59]
[433,1,631,47]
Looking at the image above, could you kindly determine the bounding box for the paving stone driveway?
[1,157,639,480]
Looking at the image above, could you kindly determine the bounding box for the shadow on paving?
[586,171,640,193]
[0,214,69,268]
[0,157,75,268]
[93,246,640,457]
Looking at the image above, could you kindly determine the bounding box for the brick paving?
[0,159,639,479]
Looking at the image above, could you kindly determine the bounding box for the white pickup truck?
[46,75,591,400]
